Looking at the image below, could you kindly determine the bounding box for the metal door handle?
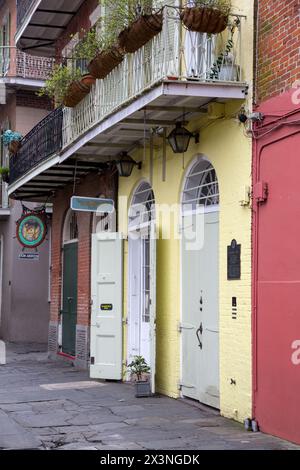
[67,297,73,302]
[196,322,203,349]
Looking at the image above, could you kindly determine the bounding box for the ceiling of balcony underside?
[10,83,247,202]
[16,0,85,57]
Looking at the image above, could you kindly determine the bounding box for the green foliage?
[127,355,150,381]
[103,0,154,43]
[0,166,9,175]
[75,1,154,61]
[192,0,231,14]
[75,28,107,62]
[38,65,82,105]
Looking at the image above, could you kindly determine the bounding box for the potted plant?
[76,25,125,80]
[2,130,23,155]
[0,167,10,184]
[108,0,163,54]
[209,18,240,80]
[180,0,231,34]
[127,355,152,398]
[39,65,95,108]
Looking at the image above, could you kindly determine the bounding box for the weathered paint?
[253,90,300,444]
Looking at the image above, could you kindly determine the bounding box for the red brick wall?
[56,0,99,58]
[50,171,117,328]
[256,0,300,103]
[16,91,52,110]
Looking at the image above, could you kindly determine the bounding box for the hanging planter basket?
[63,80,90,108]
[8,140,22,155]
[180,6,229,34]
[118,12,163,54]
[80,74,96,88]
[87,46,124,79]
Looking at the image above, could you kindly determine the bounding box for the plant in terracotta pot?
[0,167,10,184]
[76,23,125,80]
[104,0,163,54]
[181,0,231,34]
[127,355,152,398]
[2,130,23,155]
[39,65,94,108]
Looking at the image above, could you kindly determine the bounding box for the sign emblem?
[17,214,47,248]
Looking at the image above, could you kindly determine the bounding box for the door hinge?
[253,181,268,203]
[178,322,194,333]
[178,382,196,391]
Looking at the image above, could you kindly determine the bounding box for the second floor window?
[0,13,10,76]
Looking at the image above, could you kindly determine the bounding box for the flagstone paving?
[0,342,299,450]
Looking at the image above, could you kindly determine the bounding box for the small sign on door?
[100,304,113,311]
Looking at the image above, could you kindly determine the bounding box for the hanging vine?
[209,17,240,80]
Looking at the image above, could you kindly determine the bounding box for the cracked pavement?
[0,343,298,450]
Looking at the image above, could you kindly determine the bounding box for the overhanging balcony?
[9,108,63,192]
[9,7,249,201]
[61,8,247,150]
[16,0,85,57]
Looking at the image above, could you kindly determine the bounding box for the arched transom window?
[182,159,219,212]
[128,181,155,229]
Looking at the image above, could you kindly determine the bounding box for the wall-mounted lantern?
[116,152,142,177]
[167,122,200,154]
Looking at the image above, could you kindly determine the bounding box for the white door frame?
[127,223,152,367]
[127,180,156,377]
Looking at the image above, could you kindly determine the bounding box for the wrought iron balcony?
[62,7,245,149]
[9,108,63,185]
[0,47,54,80]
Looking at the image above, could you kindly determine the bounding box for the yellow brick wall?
[119,0,254,421]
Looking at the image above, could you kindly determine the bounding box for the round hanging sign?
[16,214,47,248]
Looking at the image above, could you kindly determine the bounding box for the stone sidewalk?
[0,342,298,450]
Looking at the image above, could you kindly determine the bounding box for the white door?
[149,221,157,394]
[181,210,220,408]
[128,235,142,362]
[128,224,156,391]
[90,233,123,380]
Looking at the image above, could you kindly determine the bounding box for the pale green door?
[90,233,123,380]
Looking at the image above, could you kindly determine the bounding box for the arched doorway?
[181,157,220,408]
[127,181,156,392]
[61,209,78,357]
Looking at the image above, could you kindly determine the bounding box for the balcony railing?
[0,47,54,80]
[9,108,63,185]
[62,6,244,149]
[17,0,35,31]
